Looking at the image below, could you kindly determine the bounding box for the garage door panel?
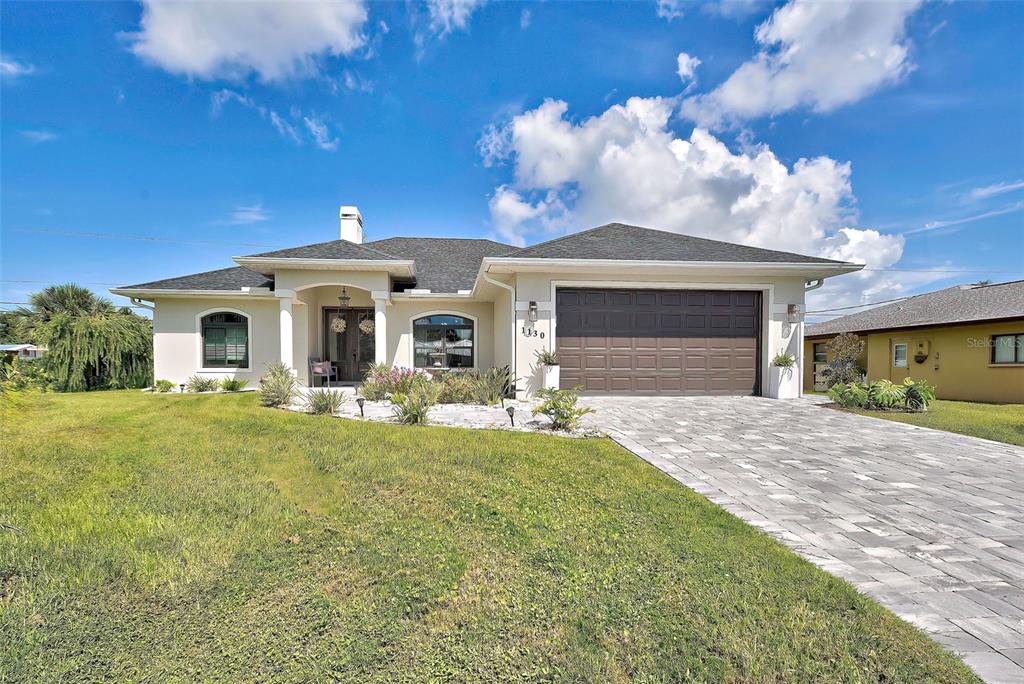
[557,287,761,395]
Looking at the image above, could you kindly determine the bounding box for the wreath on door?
[330,317,347,333]
[359,318,374,335]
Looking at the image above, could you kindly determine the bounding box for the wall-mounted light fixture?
[528,301,538,323]
[787,304,804,323]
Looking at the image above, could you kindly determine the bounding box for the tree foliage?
[14,284,152,392]
[821,332,865,386]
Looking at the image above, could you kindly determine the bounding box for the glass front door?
[323,308,375,381]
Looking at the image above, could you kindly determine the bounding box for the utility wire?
[806,295,911,314]
[16,228,280,248]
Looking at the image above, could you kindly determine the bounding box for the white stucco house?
[111,206,861,398]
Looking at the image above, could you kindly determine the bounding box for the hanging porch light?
[338,287,351,309]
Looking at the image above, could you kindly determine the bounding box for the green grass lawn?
[1,392,978,683]
[844,399,1024,447]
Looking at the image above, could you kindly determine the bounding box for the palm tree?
[16,284,152,392]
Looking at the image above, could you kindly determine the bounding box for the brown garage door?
[556,288,761,395]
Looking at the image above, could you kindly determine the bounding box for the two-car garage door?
[555,288,761,395]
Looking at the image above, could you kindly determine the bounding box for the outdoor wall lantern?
[356,396,365,417]
[787,304,804,323]
[506,405,515,427]
[338,287,351,309]
[528,301,538,323]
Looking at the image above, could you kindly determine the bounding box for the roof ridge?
[247,238,401,260]
[368,236,513,245]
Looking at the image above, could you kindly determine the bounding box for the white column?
[372,291,388,365]
[278,295,294,370]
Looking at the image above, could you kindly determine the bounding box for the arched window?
[413,314,474,368]
[201,312,249,368]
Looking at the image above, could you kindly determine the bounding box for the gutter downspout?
[482,271,517,395]
[798,279,824,397]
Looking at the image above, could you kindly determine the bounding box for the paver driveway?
[582,395,1024,684]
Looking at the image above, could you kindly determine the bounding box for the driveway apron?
[582,396,1024,684]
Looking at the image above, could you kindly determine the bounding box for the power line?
[1,279,123,287]
[0,301,150,309]
[860,268,1024,274]
[16,228,280,248]
[806,295,911,314]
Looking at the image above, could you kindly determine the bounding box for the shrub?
[470,366,512,405]
[865,379,905,409]
[535,349,558,366]
[154,379,175,393]
[305,388,343,415]
[220,378,248,392]
[258,362,299,407]
[359,365,431,401]
[435,371,475,404]
[902,378,936,411]
[0,357,53,392]
[532,386,595,431]
[185,375,220,393]
[391,383,440,425]
[821,332,865,386]
[771,352,796,368]
[828,377,935,413]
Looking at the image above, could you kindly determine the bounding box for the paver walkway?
[582,395,1024,684]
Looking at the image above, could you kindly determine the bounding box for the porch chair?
[308,358,337,388]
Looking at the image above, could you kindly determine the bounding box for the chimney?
[339,205,363,243]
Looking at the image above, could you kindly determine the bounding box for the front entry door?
[323,308,375,381]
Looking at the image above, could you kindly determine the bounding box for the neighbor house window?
[201,312,249,368]
[413,314,474,368]
[992,334,1024,364]
[813,343,827,363]
[892,342,908,368]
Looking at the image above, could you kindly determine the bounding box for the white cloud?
[19,129,58,143]
[676,52,701,86]
[968,179,1024,201]
[681,0,923,128]
[209,88,339,149]
[906,202,1024,235]
[270,111,303,145]
[126,0,368,82]
[228,203,271,224]
[520,8,531,30]
[481,96,932,307]
[342,69,374,92]
[703,0,767,21]
[0,54,36,80]
[304,114,339,151]
[425,0,487,37]
[656,0,685,21]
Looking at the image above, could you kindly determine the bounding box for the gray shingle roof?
[807,280,1024,337]
[117,221,853,294]
[509,223,846,264]
[362,237,518,292]
[245,238,400,260]
[118,266,273,291]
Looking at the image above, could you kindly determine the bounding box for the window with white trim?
[892,342,908,369]
[201,312,249,368]
[992,334,1024,364]
[413,315,474,368]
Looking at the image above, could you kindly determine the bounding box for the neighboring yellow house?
[805,280,1024,404]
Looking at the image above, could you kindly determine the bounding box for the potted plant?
[768,351,799,399]
[535,349,559,390]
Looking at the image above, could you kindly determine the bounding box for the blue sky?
[2,0,1022,318]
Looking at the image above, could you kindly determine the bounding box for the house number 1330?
[521,326,545,339]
